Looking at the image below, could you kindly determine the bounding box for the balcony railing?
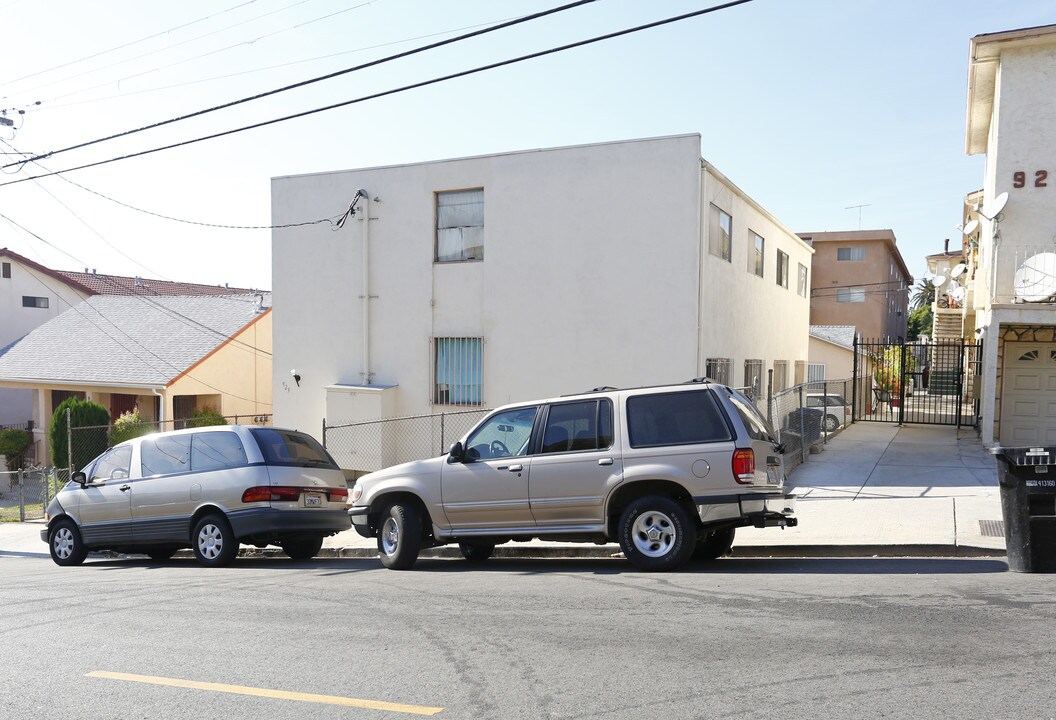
[988,244,1056,305]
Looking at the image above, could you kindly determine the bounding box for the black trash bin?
[991,446,1056,573]
[785,408,823,446]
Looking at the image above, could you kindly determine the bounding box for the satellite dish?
[1014,252,1056,302]
[950,286,966,302]
[963,219,979,235]
[982,192,1009,220]
[950,263,967,278]
[932,274,947,288]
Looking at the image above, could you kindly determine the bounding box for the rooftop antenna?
[845,203,871,230]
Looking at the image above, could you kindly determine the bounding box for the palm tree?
[911,278,936,310]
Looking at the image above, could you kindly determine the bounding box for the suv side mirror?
[448,441,465,463]
[71,471,87,486]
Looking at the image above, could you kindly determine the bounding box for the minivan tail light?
[241,486,303,503]
[732,449,755,484]
[329,487,348,502]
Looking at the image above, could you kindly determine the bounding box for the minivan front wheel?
[49,518,88,566]
[378,502,421,570]
[618,496,696,571]
[192,514,238,567]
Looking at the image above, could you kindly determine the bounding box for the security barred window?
[436,189,484,262]
[773,360,788,392]
[433,337,483,406]
[705,357,732,385]
[743,359,763,399]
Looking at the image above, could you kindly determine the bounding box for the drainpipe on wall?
[359,191,373,385]
[152,388,164,426]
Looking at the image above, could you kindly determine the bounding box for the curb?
[170,544,1006,561]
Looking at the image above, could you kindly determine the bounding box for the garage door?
[1000,341,1056,445]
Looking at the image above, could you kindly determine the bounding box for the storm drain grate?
[979,519,1005,537]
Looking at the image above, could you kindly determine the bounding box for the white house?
[271,134,813,469]
[965,24,1056,446]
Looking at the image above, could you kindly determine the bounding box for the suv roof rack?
[683,377,714,384]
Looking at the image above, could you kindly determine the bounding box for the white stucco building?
[271,134,813,462]
[966,24,1056,445]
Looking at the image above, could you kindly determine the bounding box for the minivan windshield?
[250,428,338,469]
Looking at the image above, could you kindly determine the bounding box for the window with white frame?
[776,250,789,288]
[837,287,866,303]
[433,337,483,406]
[436,189,484,262]
[705,357,731,385]
[797,263,808,297]
[743,359,763,399]
[709,205,732,262]
[2,262,10,279]
[836,246,865,261]
[794,360,806,385]
[773,360,788,391]
[749,232,764,277]
[807,363,826,383]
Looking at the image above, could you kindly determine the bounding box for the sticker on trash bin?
[1026,479,1055,487]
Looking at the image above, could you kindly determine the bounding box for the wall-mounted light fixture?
[290,369,301,387]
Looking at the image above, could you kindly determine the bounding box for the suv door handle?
[598,458,614,466]
[119,485,131,492]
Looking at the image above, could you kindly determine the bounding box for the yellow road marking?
[87,671,443,716]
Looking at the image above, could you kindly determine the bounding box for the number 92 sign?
[1013,170,1049,188]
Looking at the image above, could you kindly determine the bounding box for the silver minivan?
[42,425,351,567]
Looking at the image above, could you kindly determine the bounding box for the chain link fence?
[0,465,68,522]
[768,379,853,474]
[324,409,491,474]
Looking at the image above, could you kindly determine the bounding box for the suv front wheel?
[618,496,696,571]
[378,501,422,570]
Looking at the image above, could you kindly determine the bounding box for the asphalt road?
[1,554,1053,720]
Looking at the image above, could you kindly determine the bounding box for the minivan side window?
[540,399,613,454]
[626,390,732,448]
[191,432,248,471]
[90,445,132,482]
[141,435,191,476]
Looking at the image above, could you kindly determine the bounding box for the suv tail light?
[732,448,755,484]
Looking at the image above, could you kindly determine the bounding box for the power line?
[0,0,755,187]
[3,0,595,171]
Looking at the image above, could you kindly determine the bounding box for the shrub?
[50,398,110,471]
[109,410,153,446]
[185,407,226,428]
[0,428,30,469]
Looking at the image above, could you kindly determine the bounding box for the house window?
[436,189,484,262]
[2,262,10,279]
[743,359,763,399]
[837,247,865,261]
[808,363,826,383]
[794,360,806,385]
[773,360,788,392]
[837,287,866,303]
[749,232,764,277]
[709,205,732,262]
[776,250,789,288]
[22,296,48,308]
[433,337,483,406]
[705,357,732,385]
[797,263,808,297]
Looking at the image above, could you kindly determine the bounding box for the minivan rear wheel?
[618,496,696,571]
[192,514,238,567]
[378,502,421,570]
[49,518,88,567]
[458,541,495,563]
[281,535,324,560]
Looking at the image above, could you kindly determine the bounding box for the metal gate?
[852,338,981,426]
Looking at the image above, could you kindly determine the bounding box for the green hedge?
[0,428,30,469]
[50,398,110,471]
[185,407,225,428]
[109,411,153,446]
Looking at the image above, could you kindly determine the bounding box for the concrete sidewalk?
[0,422,1004,561]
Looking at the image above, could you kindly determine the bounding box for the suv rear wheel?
[618,496,696,571]
[378,501,421,570]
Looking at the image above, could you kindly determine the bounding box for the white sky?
[0,0,1052,291]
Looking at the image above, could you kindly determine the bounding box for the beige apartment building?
[798,230,913,341]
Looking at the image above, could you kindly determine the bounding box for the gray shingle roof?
[810,325,856,350]
[0,294,271,387]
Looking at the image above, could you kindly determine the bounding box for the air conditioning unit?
[434,384,450,405]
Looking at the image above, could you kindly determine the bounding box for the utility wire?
[3,0,593,170]
[0,0,754,186]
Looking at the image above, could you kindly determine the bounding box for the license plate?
[303,492,324,508]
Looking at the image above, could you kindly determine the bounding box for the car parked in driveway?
[42,425,350,566]
[348,379,797,571]
[805,393,852,432]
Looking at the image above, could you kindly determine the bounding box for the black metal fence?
[853,338,980,427]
